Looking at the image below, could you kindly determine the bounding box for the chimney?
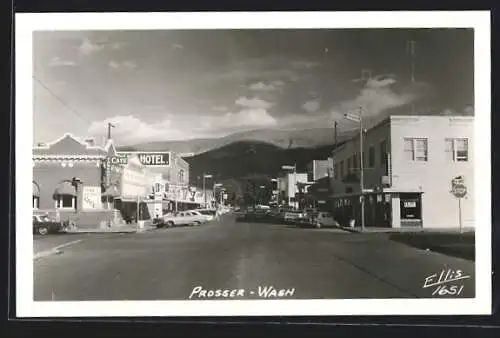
[84,138,95,147]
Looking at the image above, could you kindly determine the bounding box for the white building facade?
[329,115,474,230]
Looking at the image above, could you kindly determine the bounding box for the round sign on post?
[451,184,467,198]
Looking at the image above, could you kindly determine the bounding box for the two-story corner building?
[33,133,123,228]
[329,115,474,230]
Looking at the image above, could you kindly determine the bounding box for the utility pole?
[407,40,416,113]
[107,122,115,140]
[203,174,206,208]
[358,107,365,232]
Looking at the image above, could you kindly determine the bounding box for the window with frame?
[404,138,428,162]
[347,157,352,173]
[33,196,39,209]
[445,138,469,162]
[380,140,387,167]
[368,146,376,168]
[352,154,358,171]
[339,160,344,179]
[56,195,75,209]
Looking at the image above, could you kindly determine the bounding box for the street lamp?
[344,108,365,231]
[282,164,297,208]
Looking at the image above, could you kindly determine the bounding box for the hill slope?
[119,127,354,155]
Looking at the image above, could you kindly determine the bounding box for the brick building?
[33,133,122,227]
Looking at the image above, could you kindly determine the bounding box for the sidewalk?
[66,223,156,234]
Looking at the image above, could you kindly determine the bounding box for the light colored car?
[159,211,202,228]
[190,210,212,223]
[196,209,216,221]
[309,211,339,229]
[284,211,305,223]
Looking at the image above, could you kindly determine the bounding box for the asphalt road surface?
[34,214,475,301]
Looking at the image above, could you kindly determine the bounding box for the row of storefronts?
[32,133,215,228]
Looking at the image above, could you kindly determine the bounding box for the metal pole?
[136,195,139,231]
[359,108,365,231]
[294,164,297,209]
[203,174,206,208]
[458,198,463,233]
[174,186,178,212]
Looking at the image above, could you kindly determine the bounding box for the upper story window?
[347,157,353,173]
[339,160,344,179]
[178,169,185,184]
[445,138,469,162]
[404,138,428,162]
[368,146,376,168]
[352,154,358,171]
[155,183,161,193]
[380,140,387,166]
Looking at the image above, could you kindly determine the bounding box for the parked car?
[196,209,216,221]
[304,211,339,229]
[190,210,213,223]
[33,214,64,235]
[157,211,202,228]
[284,210,306,224]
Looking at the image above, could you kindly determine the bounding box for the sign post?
[451,175,467,233]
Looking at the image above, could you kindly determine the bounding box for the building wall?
[33,160,102,211]
[330,120,391,194]
[390,115,474,229]
[308,160,331,182]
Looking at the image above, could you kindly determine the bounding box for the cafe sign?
[137,152,171,166]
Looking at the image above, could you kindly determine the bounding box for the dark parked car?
[33,214,64,235]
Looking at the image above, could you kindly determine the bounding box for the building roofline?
[34,133,108,152]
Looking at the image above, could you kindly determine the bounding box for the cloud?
[108,60,137,70]
[212,106,228,112]
[78,38,105,55]
[248,81,282,91]
[235,96,273,109]
[49,56,77,67]
[87,109,277,144]
[339,75,417,117]
[302,100,321,113]
[291,60,320,70]
[172,43,184,50]
[110,42,128,49]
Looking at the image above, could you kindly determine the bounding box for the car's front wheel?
[167,221,174,228]
[38,226,49,235]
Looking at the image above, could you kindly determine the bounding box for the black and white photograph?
[16,11,491,317]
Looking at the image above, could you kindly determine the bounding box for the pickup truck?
[33,214,64,235]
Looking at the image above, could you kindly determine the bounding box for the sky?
[33,29,474,146]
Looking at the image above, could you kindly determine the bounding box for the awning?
[33,182,40,197]
[54,181,76,196]
[102,185,120,197]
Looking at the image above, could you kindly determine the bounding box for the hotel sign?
[137,152,171,166]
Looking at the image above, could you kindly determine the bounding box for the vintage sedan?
[157,211,203,228]
[33,214,64,235]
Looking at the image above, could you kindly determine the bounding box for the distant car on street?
[33,214,64,235]
[284,210,306,224]
[157,211,203,228]
[302,211,339,229]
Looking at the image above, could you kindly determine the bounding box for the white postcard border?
[16,11,491,317]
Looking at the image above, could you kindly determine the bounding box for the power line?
[32,74,91,126]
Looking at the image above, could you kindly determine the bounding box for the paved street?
[34,214,475,301]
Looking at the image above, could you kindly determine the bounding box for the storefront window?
[399,193,422,220]
[56,195,75,209]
